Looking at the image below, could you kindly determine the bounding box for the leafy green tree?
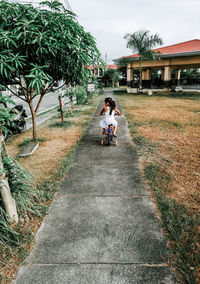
[180,69,200,85]
[102,69,120,87]
[124,30,163,89]
[0,0,100,141]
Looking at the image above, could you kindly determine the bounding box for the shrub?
[65,86,89,105]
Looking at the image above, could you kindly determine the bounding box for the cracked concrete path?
[15,91,177,283]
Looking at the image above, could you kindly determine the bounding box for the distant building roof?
[121,39,200,60]
[87,64,118,70]
[107,64,118,70]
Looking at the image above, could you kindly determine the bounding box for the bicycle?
[101,124,118,146]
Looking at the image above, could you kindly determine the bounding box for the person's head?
[105,97,112,106]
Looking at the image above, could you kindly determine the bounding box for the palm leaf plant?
[124,30,163,90]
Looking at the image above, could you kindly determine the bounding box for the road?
[9,90,62,117]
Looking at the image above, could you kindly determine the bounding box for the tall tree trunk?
[28,93,45,142]
[139,57,142,90]
[0,133,18,223]
[69,95,74,116]
[59,95,64,123]
[29,101,37,142]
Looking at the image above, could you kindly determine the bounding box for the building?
[116,39,200,93]
[88,64,118,78]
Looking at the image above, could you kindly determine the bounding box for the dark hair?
[109,100,116,115]
[105,97,112,104]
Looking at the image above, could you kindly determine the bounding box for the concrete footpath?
[15,92,177,283]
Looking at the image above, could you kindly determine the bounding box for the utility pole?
[105,53,108,65]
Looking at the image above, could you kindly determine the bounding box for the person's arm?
[115,108,121,115]
[99,107,107,115]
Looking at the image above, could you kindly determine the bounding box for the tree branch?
[6,86,27,102]
[49,82,66,93]
[34,93,45,114]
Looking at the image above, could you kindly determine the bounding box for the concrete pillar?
[127,66,133,86]
[164,66,171,81]
[142,69,151,88]
[146,69,151,80]
[127,65,137,93]
[127,68,131,81]
[142,70,145,80]
[175,70,181,85]
[161,69,164,80]
[163,66,171,88]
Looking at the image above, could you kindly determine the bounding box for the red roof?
[107,64,118,70]
[87,64,118,70]
[123,39,200,59]
[87,65,95,70]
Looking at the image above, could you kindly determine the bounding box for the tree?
[180,68,200,85]
[0,0,100,141]
[102,69,120,87]
[124,30,163,89]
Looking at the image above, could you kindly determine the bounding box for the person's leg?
[113,126,117,136]
[113,120,118,136]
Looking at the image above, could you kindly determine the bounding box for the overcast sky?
[70,0,200,63]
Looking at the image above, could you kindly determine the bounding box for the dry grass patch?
[6,101,99,183]
[67,115,91,125]
[7,125,83,183]
[117,93,200,283]
[119,94,200,212]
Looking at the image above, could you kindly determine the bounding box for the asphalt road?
[9,90,62,117]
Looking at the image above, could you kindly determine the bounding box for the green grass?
[155,92,200,100]
[37,106,58,118]
[19,137,47,148]
[49,121,72,129]
[63,109,83,118]
[114,90,200,100]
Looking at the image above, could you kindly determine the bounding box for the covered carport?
[117,39,200,93]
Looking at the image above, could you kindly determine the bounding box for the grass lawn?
[0,95,101,283]
[116,91,200,284]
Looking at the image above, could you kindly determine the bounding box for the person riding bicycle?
[100,98,121,136]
